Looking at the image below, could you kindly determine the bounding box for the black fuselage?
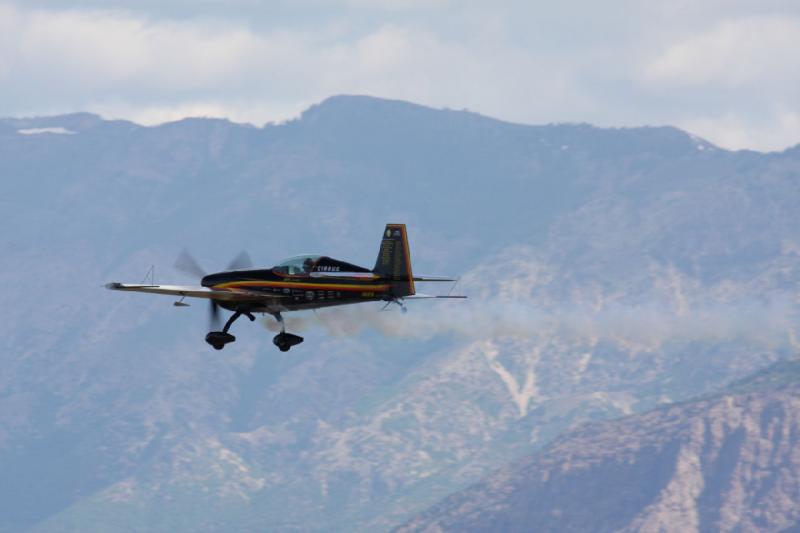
[201,266,392,313]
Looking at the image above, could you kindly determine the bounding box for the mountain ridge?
[397,359,800,533]
[1,94,798,531]
[2,94,725,154]
[5,95,798,154]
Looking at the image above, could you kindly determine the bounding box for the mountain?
[398,360,800,532]
[0,95,798,531]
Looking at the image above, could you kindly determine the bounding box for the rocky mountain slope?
[0,96,798,531]
[399,361,800,533]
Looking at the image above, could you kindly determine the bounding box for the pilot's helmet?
[303,258,314,272]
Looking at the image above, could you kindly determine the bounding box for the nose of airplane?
[201,273,219,287]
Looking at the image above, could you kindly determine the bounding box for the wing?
[105,282,285,302]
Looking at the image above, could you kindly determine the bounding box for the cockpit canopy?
[272,254,372,276]
[272,254,321,275]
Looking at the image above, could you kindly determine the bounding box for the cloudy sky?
[1,0,798,151]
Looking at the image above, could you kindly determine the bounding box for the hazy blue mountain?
[0,95,798,531]
[398,360,800,533]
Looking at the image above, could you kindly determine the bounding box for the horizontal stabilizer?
[412,276,458,282]
[404,294,467,299]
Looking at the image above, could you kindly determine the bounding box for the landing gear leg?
[206,308,255,350]
[271,312,304,352]
[381,298,408,313]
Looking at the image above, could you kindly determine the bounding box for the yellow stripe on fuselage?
[214,281,391,292]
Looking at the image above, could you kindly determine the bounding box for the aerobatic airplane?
[106,224,465,351]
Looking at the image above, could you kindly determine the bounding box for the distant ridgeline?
[399,359,800,533]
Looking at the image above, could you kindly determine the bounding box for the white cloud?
[89,99,309,126]
[0,4,582,127]
[680,109,800,152]
[639,14,800,151]
[6,7,278,92]
[0,2,798,151]
[644,16,800,88]
[326,0,454,11]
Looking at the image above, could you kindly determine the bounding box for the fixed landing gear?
[273,332,304,352]
[205,307,255,350]
[381,298,408,313]
[205,309,304,351]
[205,331,235,350]
[271,312,304,352]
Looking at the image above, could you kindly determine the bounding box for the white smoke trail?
[262,296,800,349]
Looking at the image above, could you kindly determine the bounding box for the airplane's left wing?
[105,283,280,302]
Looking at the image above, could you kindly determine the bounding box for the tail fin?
[373,224,415,297]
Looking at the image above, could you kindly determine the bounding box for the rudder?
[373,224,415,297]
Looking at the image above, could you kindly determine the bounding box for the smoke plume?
[262,296,799,350]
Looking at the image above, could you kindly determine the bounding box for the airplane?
[106,224,466,351]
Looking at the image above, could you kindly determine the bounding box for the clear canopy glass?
[272,254,321,275]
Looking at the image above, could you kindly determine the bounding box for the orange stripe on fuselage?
[213,280,391,292]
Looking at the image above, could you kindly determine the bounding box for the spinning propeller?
[174,250,253,329]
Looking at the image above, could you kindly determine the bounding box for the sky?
[0,0,798,151]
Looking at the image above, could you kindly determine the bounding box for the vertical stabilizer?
[373,224,416,297]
